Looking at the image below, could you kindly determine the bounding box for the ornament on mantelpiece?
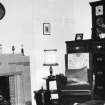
[0,44,2,54]
[12,45,15,54]
[21,44,24,56]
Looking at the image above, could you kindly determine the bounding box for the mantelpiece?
[0,54,31,105]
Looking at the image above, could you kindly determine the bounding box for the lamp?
[43,49,58,77]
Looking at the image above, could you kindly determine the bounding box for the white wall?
[0,0,98,105]
[32,0,93,105]
[0,0,34,104]
[73,0,92,39]
[0,0,33,54]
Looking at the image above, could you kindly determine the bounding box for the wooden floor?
[77,100,105,105]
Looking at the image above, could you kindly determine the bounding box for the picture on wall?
[75,33,83,41]
[43,23,51,35]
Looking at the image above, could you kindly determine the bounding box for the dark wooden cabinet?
[65,39,92,86]
[65,39,105,100]
[90,1,105,39]
[92,40,105,99]
[89,0,105,99]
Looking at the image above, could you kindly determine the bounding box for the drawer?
[95,85,104,91]
[92,40,105,51]
[95,71,104,75]
[95,75,104,83]
[67,45,85,53]
[93,53,105,65]
[67,44,87,53]
[95,81,105,90]
[94,86,105,96]
[93,65,105,73]
[95,70,105,76]
[66,40,91,53]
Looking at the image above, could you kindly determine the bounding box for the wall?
[0,0,33,104]
[33,0,74,89]
[32,0,93,105]
[0,0,33,54]
[0,0,99,105]
[73,0,91,39]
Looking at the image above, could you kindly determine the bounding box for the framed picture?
[43,23,51,35]
[75,33,83,41]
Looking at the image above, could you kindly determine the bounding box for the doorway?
[0,76,10,103]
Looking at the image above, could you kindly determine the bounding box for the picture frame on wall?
[43,23,51,35]
[75,33,83,41]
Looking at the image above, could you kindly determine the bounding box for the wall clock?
[90,1,105,39]
[0,3,5,20]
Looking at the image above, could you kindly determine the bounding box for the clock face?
[0,3,5,20]
[96,5,103,16]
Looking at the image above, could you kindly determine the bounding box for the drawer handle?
[97,57,103,61]
[97,86,103,89]
[75,46,80,50]
[97,72,103,75]
[97,45,102,49]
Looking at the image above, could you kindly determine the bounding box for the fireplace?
[0,54,32,105]
[0,76,10,103]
